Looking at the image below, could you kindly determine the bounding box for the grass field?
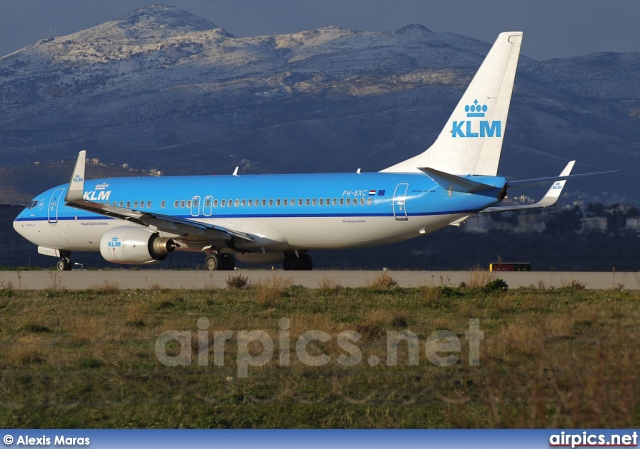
[0,275,638,428]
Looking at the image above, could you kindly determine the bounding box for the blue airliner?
[13,32,615,271]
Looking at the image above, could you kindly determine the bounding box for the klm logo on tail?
[452,100,502,138]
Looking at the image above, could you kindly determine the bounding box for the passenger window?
[241,199,246,207]
[276,199,281,206]
[262,199,266,206]
[319,199,323,206]
[187,200,192,208]
[134,201,138,208]
[221,200,226,207]
[305,199,310,206]
[213,200,218,207]
[174,200,178,208]
[255,198,259,206]
[248,199,253,207]
[127,201,131,208]
[298,199,303,206]
[367,198,372,205]
[283,199,288,206]
[291,198,295,206]
[326,198,330,206]
[360,198,364,205]
[180,200,185,208]
[161,200,165,208]
[269,199,273,206]
[312,199,317,206]
[228,199,233,207]
[339,198,344,206]
[205,198,211,207]
[332,199,337,206]
[234,199,239,207]
[120,201,124,207]
[140,201,144,209]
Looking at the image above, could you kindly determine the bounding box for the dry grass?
[0,286,639,428]
[464,266,495,289]
[226,274,249,289]
[254,275,292,307]
[90,280,121,293]
[370,271,398,289]
[318,276,341,290]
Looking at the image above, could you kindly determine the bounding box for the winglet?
[534,160,575,207]
[65,150,86,202]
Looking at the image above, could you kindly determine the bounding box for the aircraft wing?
[63,151,254,243]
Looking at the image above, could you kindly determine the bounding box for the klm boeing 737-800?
[13,32,616,271]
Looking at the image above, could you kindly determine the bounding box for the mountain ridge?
[0,5,637,204]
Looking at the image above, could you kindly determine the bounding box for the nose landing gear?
[56,254,72,271]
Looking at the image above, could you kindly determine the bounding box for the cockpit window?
[28,200,39,209]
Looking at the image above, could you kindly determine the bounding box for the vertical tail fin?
[382,31,523,175]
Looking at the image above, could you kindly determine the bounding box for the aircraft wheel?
[205,254,219,271]
[220,253,235,270]
[283,254,298,270]
[56,257,72,271]
[300,253,313,271]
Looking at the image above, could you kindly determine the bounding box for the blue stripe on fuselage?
[15,172,506,222]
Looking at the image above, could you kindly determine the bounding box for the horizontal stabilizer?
[506,168,620,188]
[419,167,496,193]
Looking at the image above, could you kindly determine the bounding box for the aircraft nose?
[13,215,25,238]
[13,209,31,240]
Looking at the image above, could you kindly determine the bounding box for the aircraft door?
[392,183,409,221]
[191,196,201,217]
[48,188,65,223]
[203,195,213,216]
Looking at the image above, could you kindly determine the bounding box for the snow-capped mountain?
[0,5,637,202]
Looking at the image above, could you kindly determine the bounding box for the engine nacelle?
[100,226,176,264]
[235,252,285,265]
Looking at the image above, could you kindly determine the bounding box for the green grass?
[0,282,639,428]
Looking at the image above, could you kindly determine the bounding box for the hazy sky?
[1,0,639,60]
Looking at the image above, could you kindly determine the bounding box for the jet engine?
[100,226,176,264]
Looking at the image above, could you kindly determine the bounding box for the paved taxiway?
[0,270,637,290]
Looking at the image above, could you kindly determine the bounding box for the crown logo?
[465,99,488,118]
[95,182,109,190]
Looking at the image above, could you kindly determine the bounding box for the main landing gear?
[283,253,313,271]
[205,253,236,271]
